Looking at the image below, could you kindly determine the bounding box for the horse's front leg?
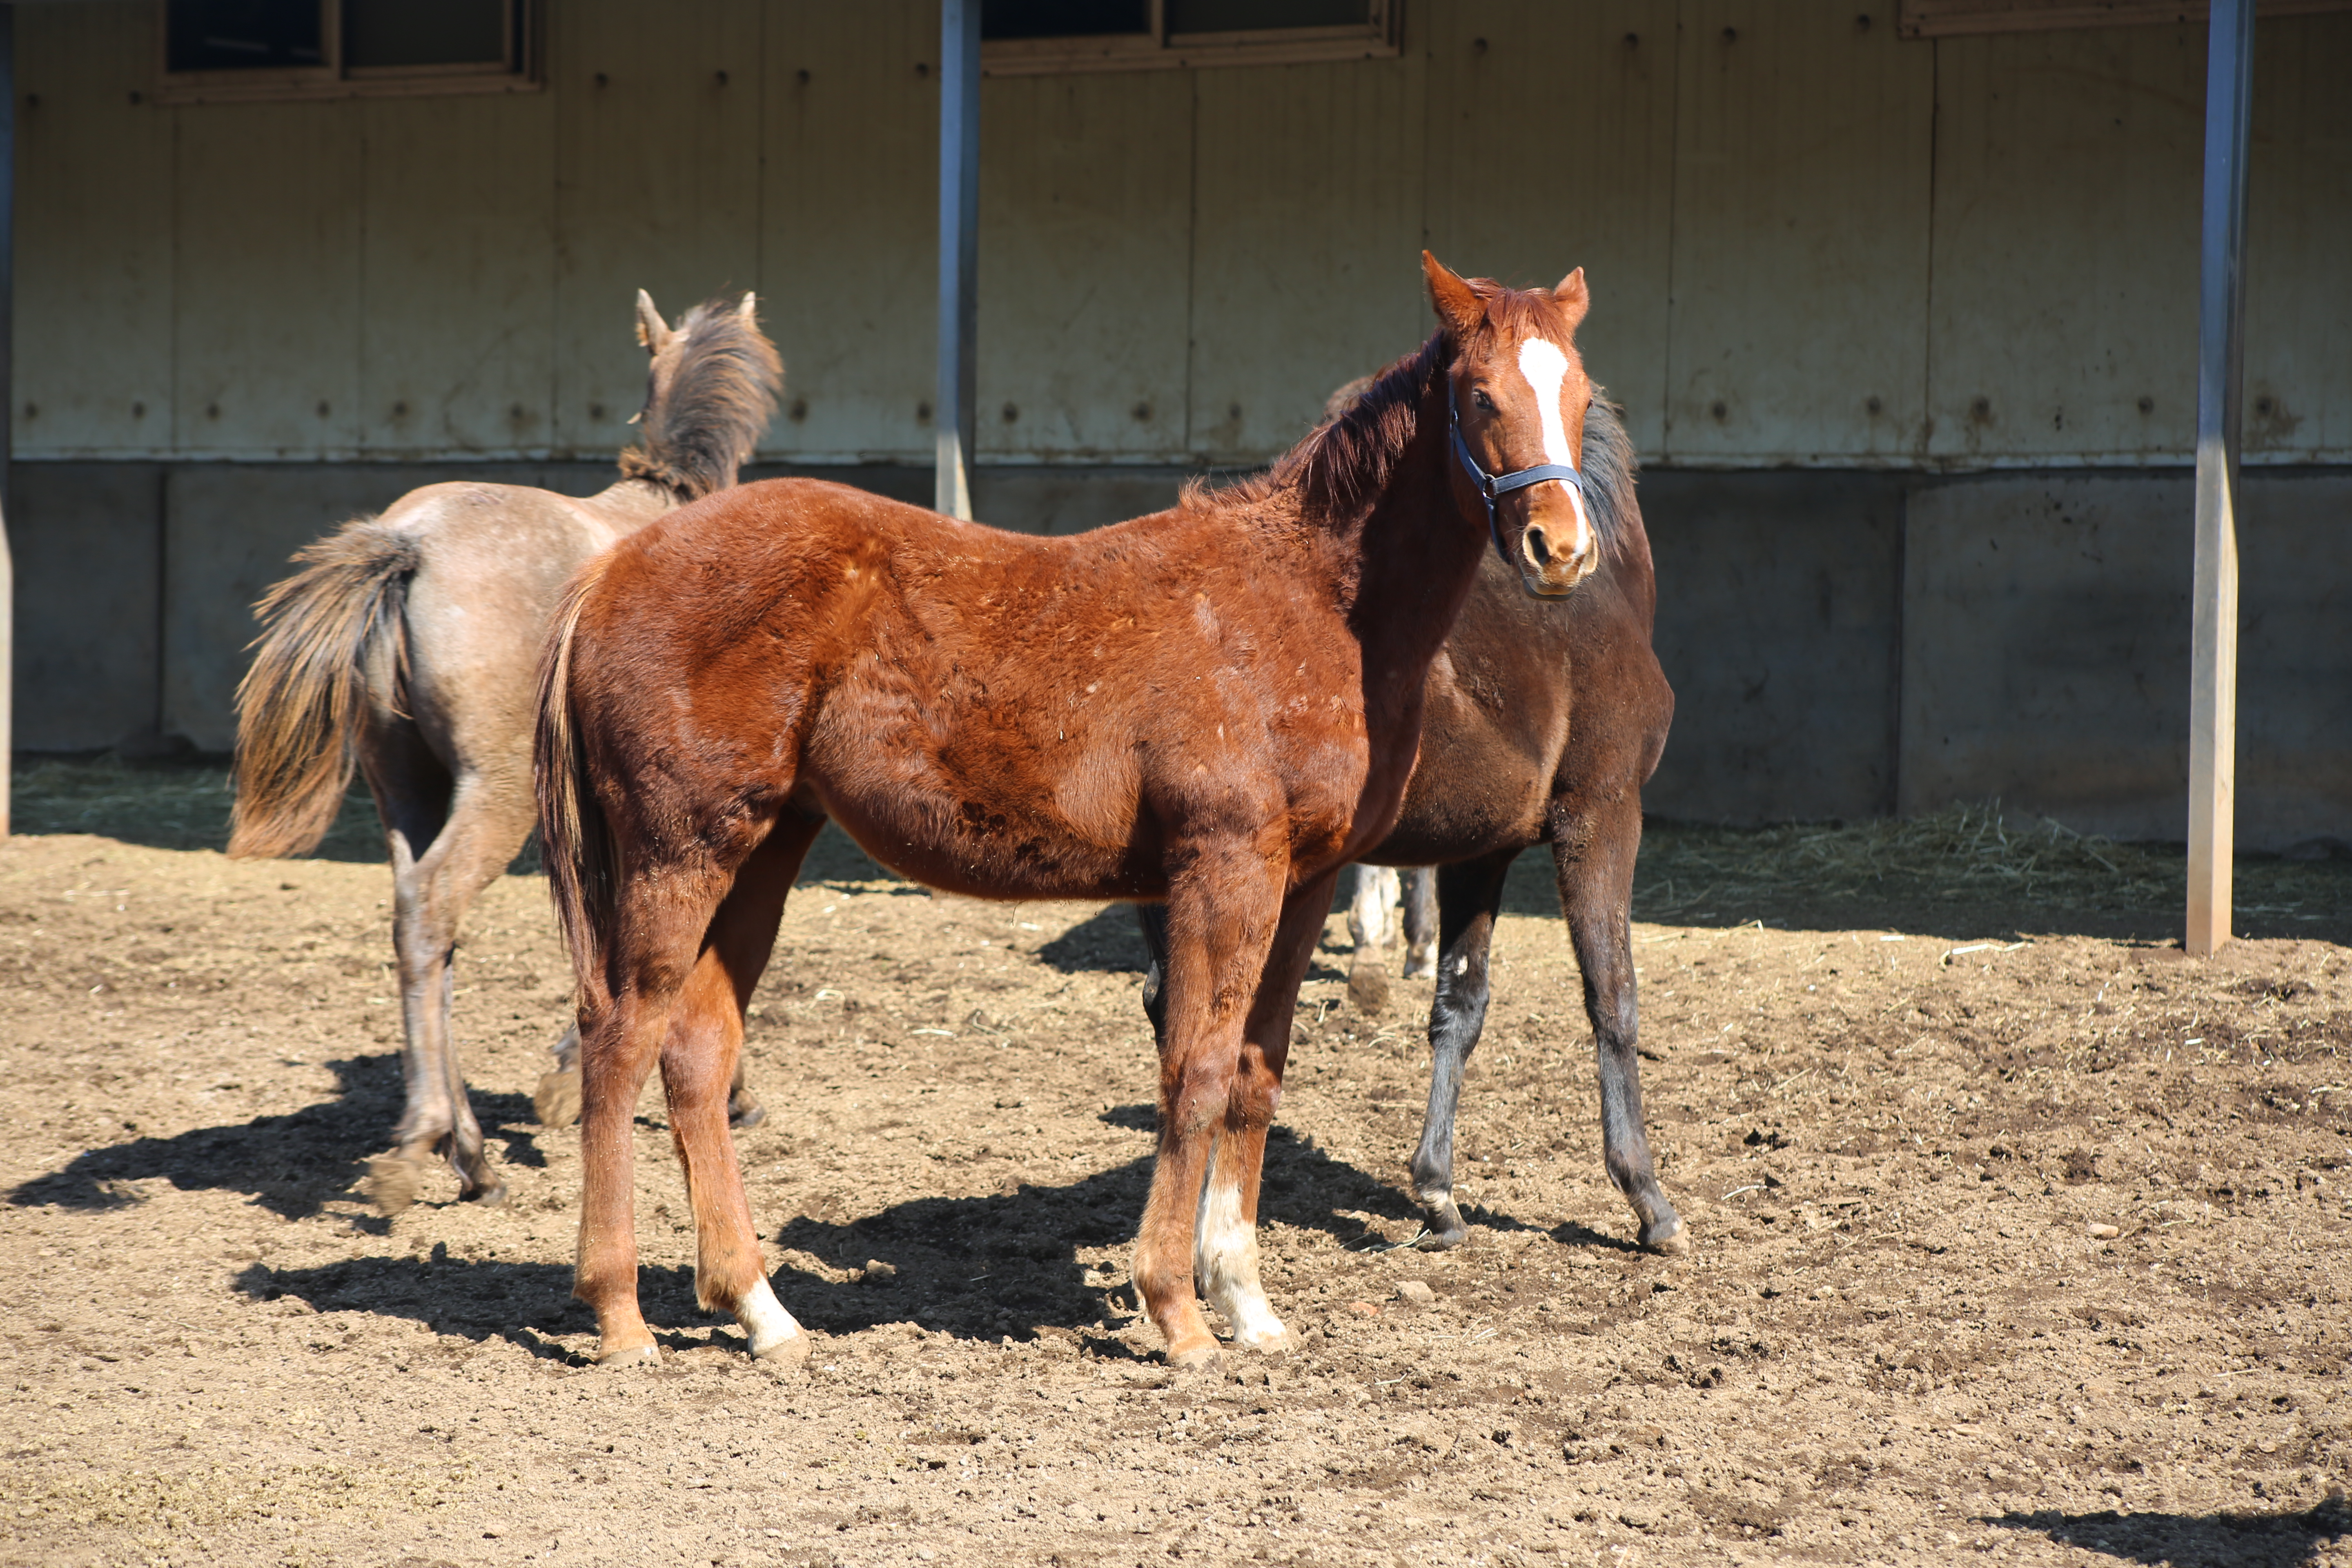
[1555,798,1684,1254]
[1132,846,1287,1371]
[1407,849,1517,1249]
[1193,866,1340,1353]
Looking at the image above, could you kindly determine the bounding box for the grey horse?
[227,292,782,1212]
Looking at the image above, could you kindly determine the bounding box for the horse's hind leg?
[1407,848,1517,1249]
[1192,866,1339,1354]
[1344,865,1400,1012]
[1555,797,1684,1254]
[537,1023,763,1130]
[659,815,820,1362]
[1401,867,1439,978]
[362,740,534,1212]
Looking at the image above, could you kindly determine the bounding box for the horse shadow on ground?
[4,1053,546,1223]
[1038,904,1350,986]
[1991,1501,2351,1567]
[201,1105,1611,1359]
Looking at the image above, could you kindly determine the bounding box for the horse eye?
[1471,388,1494,412]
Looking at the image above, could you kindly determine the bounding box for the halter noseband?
[1447,381,1586,569]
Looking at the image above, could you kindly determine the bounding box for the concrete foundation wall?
[13,459,2348,851]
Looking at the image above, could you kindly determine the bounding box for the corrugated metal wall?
[17,0,2352,468]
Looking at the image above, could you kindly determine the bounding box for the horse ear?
[635,290,674,354]
[1423,252,1485,343]
[737,292,758,321]
[1552,267,1590,334]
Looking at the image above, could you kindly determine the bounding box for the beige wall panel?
[172,102,364,454]
[973,71,1194,462]
[16,3,174,458]
[551,0,764,458]
[358,92,559,457]
[1187,55,1428,465]
[1927,26,2203,461]
[760,7,938,463]
[1665,2,1934,462]
[2243,13,2352,462]
[1422,0,1678,455]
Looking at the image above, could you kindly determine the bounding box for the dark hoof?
[730,1102,768,1130]
[533,1068,582,1129]
[1640,1214,1690,1256]
[461,1179,508,1208]
[1414,1192,1468,1249]
[1347,959,1391,1014]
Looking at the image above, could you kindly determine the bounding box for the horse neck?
[1325,380,1488,724]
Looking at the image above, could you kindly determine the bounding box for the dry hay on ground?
[4,760,2352,1568]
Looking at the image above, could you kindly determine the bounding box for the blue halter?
[1447,381,1586,569]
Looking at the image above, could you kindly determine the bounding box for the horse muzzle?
[1515,508,1598,598]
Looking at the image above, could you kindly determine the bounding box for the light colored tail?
[533,558,618,998]
[228,521,420,859]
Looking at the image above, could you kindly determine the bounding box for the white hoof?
[738,1277,808,1363]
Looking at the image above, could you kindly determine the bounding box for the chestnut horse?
[1138,391,1682,1255]
[534,255,1611,1368]
[229,293,781,1212]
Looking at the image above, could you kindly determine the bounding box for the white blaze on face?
[1514,336,1593,557]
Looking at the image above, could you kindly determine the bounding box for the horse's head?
[1422,252,1599,598]
[631,288,762,422]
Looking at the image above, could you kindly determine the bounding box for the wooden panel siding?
[972,69,1195,463]
[15,2,174,457]
[1664,1,1936,464]
[2240,12,2352,460]
[170,99,365,455]
[358,91,558,457]
[1421,0,1678,454]
[1186,53,1428,466]
[1927,23,2206,461]
[758,9,937,464]
[550,0,764,457]
[11,0,2349,470]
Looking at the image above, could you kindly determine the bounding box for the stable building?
[11,0,2350,847]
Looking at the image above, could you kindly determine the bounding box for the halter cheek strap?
[1447,382,1586,569]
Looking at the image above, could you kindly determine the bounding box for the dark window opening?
[982,0,1152,39]
[342,0,510,71]
[1168,0,1370,32]
[166,0,323,73]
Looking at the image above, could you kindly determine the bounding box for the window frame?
[1895,0,2350,37]
[982,0,1400,76]
[155,0,540,105]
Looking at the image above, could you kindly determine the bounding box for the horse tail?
[227,521,420,860]
[534,557,619,1000]
[615,292,784,501]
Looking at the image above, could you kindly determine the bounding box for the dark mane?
[1183,336,1446,522]
[1182,294,1635,557]
[618,295,784,501]
[1576,392,1637,559]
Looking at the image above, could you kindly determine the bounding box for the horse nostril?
[1526,528,1552,566]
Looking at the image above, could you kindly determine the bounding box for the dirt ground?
[7,760,2352,1568]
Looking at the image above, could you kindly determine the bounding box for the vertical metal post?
[0,6,16,838]
[2186,0,2254,956]
[935,0,980,521]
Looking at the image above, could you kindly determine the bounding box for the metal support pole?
[0,5,16,838]
[935,0,980,521]
[2186,0,2254,956]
